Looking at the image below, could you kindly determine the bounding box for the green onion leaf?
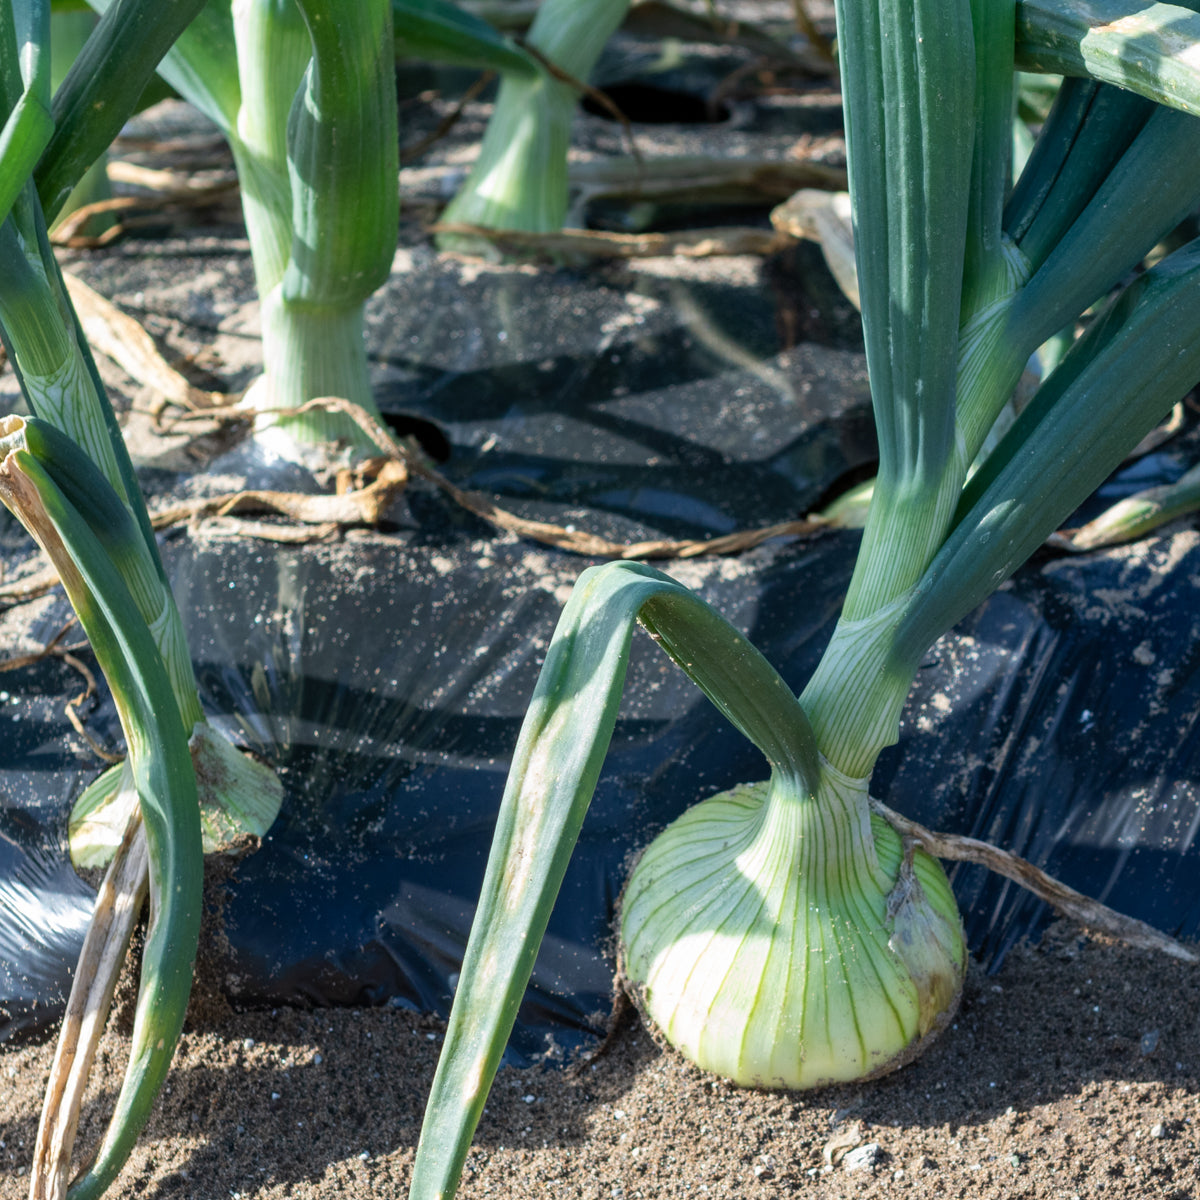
[1017,0,1200,118]
[0,415,202,1200]
[409,560,821,1200]
[832,0,975,618]
[897,237,1200,667]
[35,0,209,222]
[394,0,538,77]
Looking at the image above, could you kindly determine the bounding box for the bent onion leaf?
[0,415,202,1200]
[408,560,819,1200]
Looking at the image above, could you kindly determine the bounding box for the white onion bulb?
[620,763,964,1089]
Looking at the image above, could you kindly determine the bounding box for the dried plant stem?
[285,397,831,558]
[29,810,150,1200]
[873,799,1198,963]
[429,222,784,260]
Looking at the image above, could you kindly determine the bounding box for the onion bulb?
[619,762,964,1089]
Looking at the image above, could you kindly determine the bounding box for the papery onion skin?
[619,775,965,1090]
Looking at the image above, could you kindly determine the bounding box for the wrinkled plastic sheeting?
[5,516,1200,1056]
[3,240,1200,1052]
[880,533,1200,957]
[170,529,858,1058]
[0,626,103,1042]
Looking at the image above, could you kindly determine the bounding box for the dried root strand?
[873,799,1198,963]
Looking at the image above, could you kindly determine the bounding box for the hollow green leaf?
[36,0,209,221]
[0,415,202,1200]
[896,238,1200,667]
[963,0,1016,315]
[283,0,398,309]
[409,560,818,1200]
[834,0,974,489]
[0,92,53,226]
[79,0,240,137]
[0,0,53,229]
[1008,100,1200,352]
[1017,0,1200,118]
[1002,76,1152,255]
[13,0,52,105]
[394,0,538,76]
[0,197,207,727]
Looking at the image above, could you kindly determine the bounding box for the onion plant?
[3,6,280,1196]
[408,1,1200,1195]
[435,0,629,255]
[0,417,201,1200]
[76,0,401,448]
[4,0,281,868]
[75,0,547,448]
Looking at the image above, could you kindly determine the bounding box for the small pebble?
[1151,1123,1167,1139]
[843,1143,881,1173]
[313,1053,323,1065]
[1141,1030,1160,1055]
[522,1094,536,1104]
[243,1038,255,1050]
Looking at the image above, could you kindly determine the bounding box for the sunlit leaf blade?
[831,0,975,618]
[1006,100,1200,352]
[0,416,202,1200]
[285,0,398,308]
[0,0,53,228]
[409,560,818,1200]
[36,0,209,222]
[1017,0,1200,117]
[78,0,240,137]
[1002,77,1153,259]
[963,0,1016,314]
[0,90,53,224]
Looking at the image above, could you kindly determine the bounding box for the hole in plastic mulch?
[583,82,732,125]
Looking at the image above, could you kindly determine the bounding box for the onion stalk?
[0,416,202,1200]
[73,0,399,450]
[46,8,114,239]
[1,15,282,1194]
[435,0,630,256]
[409,1,1200,1196]
[0,177,281,853]
[226,0,399,448]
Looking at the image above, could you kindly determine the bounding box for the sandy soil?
[1,924,1197,1200]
